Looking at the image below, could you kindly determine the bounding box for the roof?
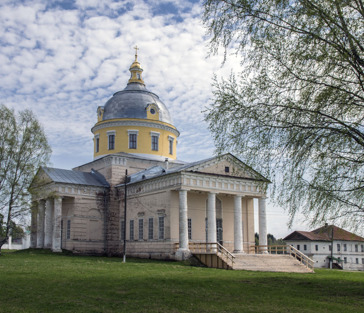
[102,82,173,124]
[42,167,109,187]
[284,225,364,242]
[124,153,270,185]
[126,155,218,185]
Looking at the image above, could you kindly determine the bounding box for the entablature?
[124,171,267,198]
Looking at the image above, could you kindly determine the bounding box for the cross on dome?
[134,45,139,61]
[128,46,144,85]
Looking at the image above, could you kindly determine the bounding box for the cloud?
[0,0,314,236]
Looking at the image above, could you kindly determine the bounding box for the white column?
[178,190,188,250]
[52,197,62,253]
[234,195,243,253]
[36,200,45,248]
[258,197,268,253]
[44,198,54,249]
[30,202,38,248]
[207,192,217,243]
[176,189,190,260]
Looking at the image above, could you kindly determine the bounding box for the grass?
[0,250,363,313]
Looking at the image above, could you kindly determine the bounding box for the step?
[232,254,313,273]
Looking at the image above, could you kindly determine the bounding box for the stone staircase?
[233,254,313,273]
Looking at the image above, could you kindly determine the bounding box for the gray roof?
[125,154,270,185]
[42,167,109,187]
[102,82,173,124]
[127,156,217,184]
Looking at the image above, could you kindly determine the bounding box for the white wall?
[285,240,364,271]
[2,234,31,250]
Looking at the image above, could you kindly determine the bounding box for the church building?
[30,50,271,264]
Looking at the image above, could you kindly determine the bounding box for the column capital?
[177,188,190,192]
[233,194,244,199]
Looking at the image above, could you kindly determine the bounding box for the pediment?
[185,154,269,182]
[30,167,53,189]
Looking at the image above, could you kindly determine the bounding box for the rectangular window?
[304,244,307,251]
[130,220,134,241]
[361,245,364,252]
[96,137,99,153]
[108,134,115,150]
[67,220,71,240]
[188,218,192,240]
[138,219,143,240]
[355,244,358,252]
[297,245,300,250]
[148,218,153,240]
[337,243,340,252]
[362,258,364,265]
[356,258,359,264]
[315,245,318,251]
[169,139,173,154]
[158,216,164,240]
[344,243,347,251]
[129,133,137,149]
[329,245,332,251]
[344,257,347,264]
[152,135,159,151]
[120,220,125,241]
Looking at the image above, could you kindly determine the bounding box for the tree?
[0,105,51,254]
[203,0,364,231]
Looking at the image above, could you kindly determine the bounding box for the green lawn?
[0,250,363,313]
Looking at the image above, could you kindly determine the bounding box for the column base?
[52,248,62,253]
[175,249,191,261]
[233,250,245,254]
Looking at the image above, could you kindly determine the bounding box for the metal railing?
[250,245,315,271]
[175,242,235,268]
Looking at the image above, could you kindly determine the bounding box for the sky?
[0,0,313,238]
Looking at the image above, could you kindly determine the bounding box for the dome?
[92,49,179,161]
[102,82,173,124]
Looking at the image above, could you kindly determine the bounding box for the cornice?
[91,119,180,137]
[31,182,107,201]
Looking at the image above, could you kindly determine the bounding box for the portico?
[174,189,268,260]
[125,153,270,260]
[30,166,110,254]
[31,197,62,252]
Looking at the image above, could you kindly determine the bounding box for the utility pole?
[123,169,128,263]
